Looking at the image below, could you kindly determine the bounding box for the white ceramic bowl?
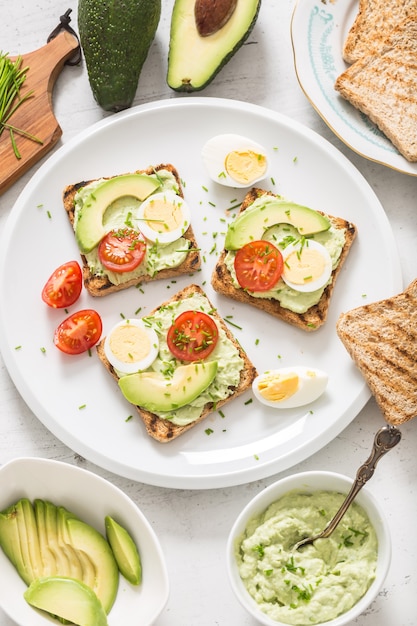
[227,471,391,626]
[0,457,169,626]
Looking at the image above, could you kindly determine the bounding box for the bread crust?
[211,188,357,332]
[63,163,201,296]
[336,279,417,426]
[96,284,257,442]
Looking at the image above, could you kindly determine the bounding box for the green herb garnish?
[0,52,43,158]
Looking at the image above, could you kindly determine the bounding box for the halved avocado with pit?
[167,0,262,92]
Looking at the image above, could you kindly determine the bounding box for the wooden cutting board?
[0,30,80,196]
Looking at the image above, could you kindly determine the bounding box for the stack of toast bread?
[336,279,417,426]
[335,0,417,162]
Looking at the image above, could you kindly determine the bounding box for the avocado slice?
[24,576,108,626]
[15,498,43,582]
[118,360,218,412]
[44,500,72,576]
[224,200,331,250]
[34,499,57,577]
[75,174,161,254]
[105,516,141,585]
[0,502,33,585]
[65,517,119,614]
[167,0,261,91]
[78,0,161,111]
[57,506,85,582]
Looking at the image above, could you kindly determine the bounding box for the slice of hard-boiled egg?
[104,318,159,374]
[252,366,328,409]
[281,239,332,293]
[135,190,191,245]
[201,133,269,187]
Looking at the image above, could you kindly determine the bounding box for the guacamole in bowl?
[227,471,391,626]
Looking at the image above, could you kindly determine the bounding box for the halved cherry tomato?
[54,309,102,355]
[167,310,219,362]
[98,228,146,273]
[234,240,283,292]
[42,261,82,308]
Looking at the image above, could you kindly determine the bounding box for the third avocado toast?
[96,284,257,442]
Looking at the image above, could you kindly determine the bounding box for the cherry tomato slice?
[54,309,102,355]
[167,310,219,362]
[234,240,283,292]
[98,228,146,273]
[42,260,82,308]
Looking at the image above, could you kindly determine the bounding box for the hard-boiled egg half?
[104,318,159,374]
[252,366,328,409]
[135,190,191,245]
[282,239,332,292]
[201,133,269,188]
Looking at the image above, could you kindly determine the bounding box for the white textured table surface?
[0,1,416,625]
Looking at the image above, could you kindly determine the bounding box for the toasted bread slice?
[342,0,417,63]
[211,188,357,332]
[336,13,417,162]
[336,279,417,425]
[63,163,201,296]
[96,284,257,442]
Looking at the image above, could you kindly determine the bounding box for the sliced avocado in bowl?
[167,0,262,92]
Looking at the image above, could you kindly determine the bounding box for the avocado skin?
[167,0,262,92]
[78,0,161,111]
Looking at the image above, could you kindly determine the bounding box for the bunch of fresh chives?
[0,52,42,159]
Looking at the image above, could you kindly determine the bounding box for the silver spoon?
[293,424,402,551]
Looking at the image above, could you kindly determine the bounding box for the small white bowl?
[227,471,391,626]
[0,457,169,626]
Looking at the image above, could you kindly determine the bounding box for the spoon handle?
[319,425,402,539]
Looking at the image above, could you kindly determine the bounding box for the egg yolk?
[142,197,185,235]
[284,247,326,285]
[257,372,299,402]
[225,149,267,185]
[108,324,152,365]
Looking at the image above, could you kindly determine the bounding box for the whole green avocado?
[78,0,161,111]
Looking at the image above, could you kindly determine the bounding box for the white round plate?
[0,457,169,626]
[0,98,402,489]
[291,0,417,176]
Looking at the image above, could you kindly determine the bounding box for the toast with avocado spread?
[211,188,357,331]
[63,163,201,296]
[96,284,257,442]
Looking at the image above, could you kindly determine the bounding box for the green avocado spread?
[73,170,190,285]
[118,291,244,426]
[236,490,378,625]
[225,197,346,314]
